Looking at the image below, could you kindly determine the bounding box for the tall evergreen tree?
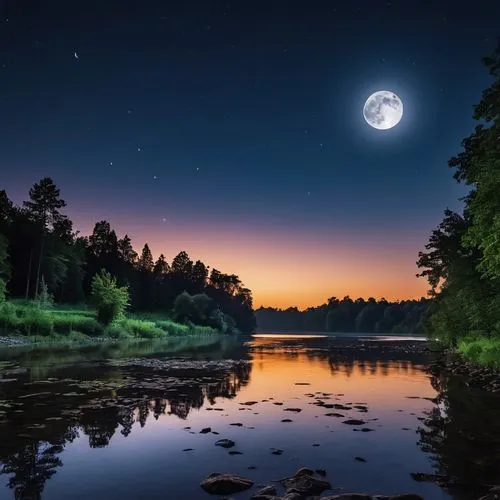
[23,178,67,298]
[137,244,154,273]
[118,235,137,265]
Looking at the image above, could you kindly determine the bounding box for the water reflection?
[0,337,251,498]
[0,336,498,500]
[417,364,500,499]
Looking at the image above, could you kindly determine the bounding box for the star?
[137,147,142,152]
[109,161,113,166]
[153,175,158,180]
[196,167,199,171]
[162,218,167,223]
[74,52,79,60]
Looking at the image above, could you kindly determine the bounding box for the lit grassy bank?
[457,336,500,370]
[0,301,219,343]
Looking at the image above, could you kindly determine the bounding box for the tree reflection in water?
[0,360,251,498]
[417,369,500,499]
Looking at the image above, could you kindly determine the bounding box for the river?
[0,334,499,500]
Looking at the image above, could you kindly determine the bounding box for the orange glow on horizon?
[72,214,429,310]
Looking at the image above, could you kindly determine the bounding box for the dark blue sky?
[1,0,499,307]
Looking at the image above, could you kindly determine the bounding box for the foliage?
[37,276,54,309]
[90,270,129,325]
[458,336,500,370]
[0,177,256,333]
[0,278,6,304]
[23,177,67,230]
[256,297,427,334]
[417,41,500,356]
[172,291,239,333]
[105,315,217,339]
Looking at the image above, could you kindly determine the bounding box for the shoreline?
[428,351,500,394]
[0,331,225,349]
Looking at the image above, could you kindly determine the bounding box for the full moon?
[363,91,403,130]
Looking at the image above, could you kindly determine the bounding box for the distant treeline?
[255,297,428,334]
[0,178,256,333]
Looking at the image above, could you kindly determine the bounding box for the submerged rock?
[200,427,212,434]
[200,473,254,495]
[215,439,235,448]
[343,419,366,425]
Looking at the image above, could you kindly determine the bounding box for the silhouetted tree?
[23,178,67,298]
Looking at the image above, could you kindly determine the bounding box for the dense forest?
[255,297,427,334]
[416,41,500,365]
[0,179,256,334]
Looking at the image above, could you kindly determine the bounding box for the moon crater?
[363,91,403,130]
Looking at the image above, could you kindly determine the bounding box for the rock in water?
[253,485,277,496]
[215,439,235,448]
[321,495,372,500]
[385,495,425,500]
[342,419,366,426]
[280,468,331,495]
[200,473,254,495]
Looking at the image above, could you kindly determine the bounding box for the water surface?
[0,334,499,500]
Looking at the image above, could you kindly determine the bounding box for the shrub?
[458,336,500,369]
[37,276,54,309]
[0,302,18,332]
[121,318,164,338]
[155,319,190,335]
[90,270,129,325]
[105,322,133,340]
[52,314,104,336]
[172,291,194,322]
[21,306,54,336]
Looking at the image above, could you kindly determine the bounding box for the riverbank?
[458,336,500,370]
[0,301,223,346]
[428,352,500,394]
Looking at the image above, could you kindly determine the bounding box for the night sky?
[1,1,499,308]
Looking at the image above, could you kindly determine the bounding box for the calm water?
[0,334,499,500]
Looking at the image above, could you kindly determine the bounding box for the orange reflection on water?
[234,340,434,418]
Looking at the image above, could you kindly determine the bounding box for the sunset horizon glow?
[68,207,430,310]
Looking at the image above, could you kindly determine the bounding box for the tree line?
[416,41,500,349]
[0,178,256,333]
[255,296,428,333]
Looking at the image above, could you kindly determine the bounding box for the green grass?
[0,300,219,342]
[105,317,217,339]
[458,336,500,369]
